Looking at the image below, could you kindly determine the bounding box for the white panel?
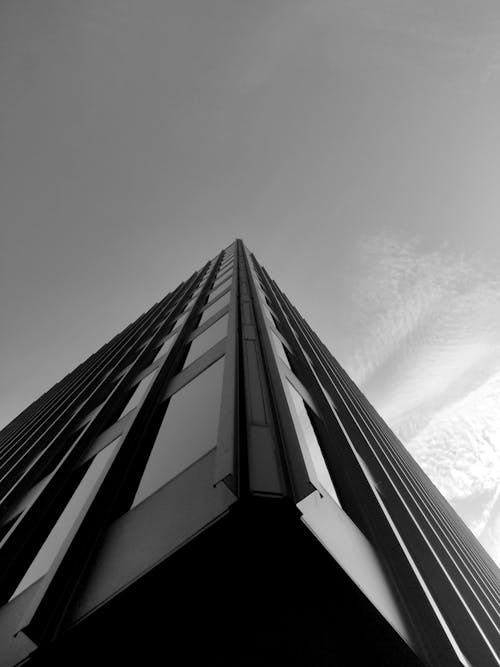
[297,490,414,649]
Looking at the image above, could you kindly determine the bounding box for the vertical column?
[237,241,284,497]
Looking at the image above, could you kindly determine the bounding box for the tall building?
[0,240,498,666]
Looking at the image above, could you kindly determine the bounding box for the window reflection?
[118,370,157,419]
[198,292,230,326]
[10,440,119,599]
[183,315,228,367]
[287,382,340,504]
[217,264,232,278]
[132,357,225,507]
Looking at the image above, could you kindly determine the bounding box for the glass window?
[209,279,231,302]
[10,440,119,599]
[287,382,340,505]
[132,357,225,507]
[198,292,230,327]
[183,314,228,367]
[212,272,232,291]
[118,370,157,419]
[215,275,231,291]
[217,263,232,278]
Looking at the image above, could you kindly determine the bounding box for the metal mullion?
[0,280,186,452]
[306,328,500,599]
[1,282,183,456]
[0,305,158,459]
[212,240,240,490]
[367,406,500,603]
[0,340,123,453]
[302,327,500,603]
[315,357,500,662]
[319,349,500,599]
[324,373,498,663]
[338,381,500,631]
[0,365,95,457]
[279,305,475,666]
[0,315,147,476]
[373,410,500,590]
[358,402,500,609]
[315,334,500,606]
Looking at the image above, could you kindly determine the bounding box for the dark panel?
[248,426,284,495]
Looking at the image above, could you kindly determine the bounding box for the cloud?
[345,232,500,563]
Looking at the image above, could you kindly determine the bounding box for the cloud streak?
[344,232,500,563]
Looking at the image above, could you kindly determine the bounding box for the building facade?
[0,240,498,666]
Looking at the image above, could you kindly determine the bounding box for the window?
[132,357,225,507]
[10,440,119,599]
[209,279,231,302]
[287,382,340,504]
[212,271,233,290]
[118,370,157,419]
[198,292,231,327]
[216,264,232,279]
[183,315,228,367]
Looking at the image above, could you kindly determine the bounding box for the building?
[0,240,498,666]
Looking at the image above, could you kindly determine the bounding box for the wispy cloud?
[345,233,500,562]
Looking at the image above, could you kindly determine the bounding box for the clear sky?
[1,1,500,563]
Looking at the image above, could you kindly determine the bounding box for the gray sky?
[2,1,500,562]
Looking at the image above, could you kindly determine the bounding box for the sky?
[1,1,500,564]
